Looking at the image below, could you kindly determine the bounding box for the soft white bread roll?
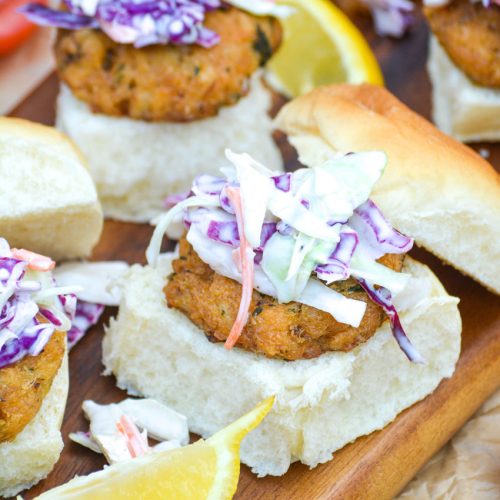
[56,72,283,223]
[0,348,68,497]
[274,84,500,294]
[102,254,461,477]
[0,118,103,260]
[428,36,500,143]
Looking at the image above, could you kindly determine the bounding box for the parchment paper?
[399,389,500,499]
[0,27,55,115]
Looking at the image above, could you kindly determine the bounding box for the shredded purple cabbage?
[253,222,277,264]
[188,174,237,214]
[0,241,76,369]
[363,0,414,38]
[0,257,56,368]
[193,174,227,197]
[423,0,499,8]
[358,278,424,363]
[0,239,106,367]
[164,191,191,209]
[349,199,413,259]
[259,222,277,250]
[351,0,497,32]
[207,220,240,246]
[21,0,222,48]
[219,185,236,215]
[204,217,276,264]
[67,301,105,350]
[39,307,63,327]
[20,4,99,29]
[0,323,55,368]
[316,229,359,283]
[272,173,292,193]
[59,292,78,318]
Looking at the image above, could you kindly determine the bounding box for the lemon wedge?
[36,397,275,500]
[267,0,384,97]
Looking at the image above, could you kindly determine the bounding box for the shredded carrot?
[225,187,254,350]
[232,248,242,272]
[11,248,55,272]
[116,414,149,458]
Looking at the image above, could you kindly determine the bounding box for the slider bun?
[274,84,500,294]
[0,118,103,260]
[0,348,68,497]
[102,254,461,477]
[428,36,500,143]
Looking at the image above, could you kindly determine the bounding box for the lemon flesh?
[36,397,275,500]
[267,0,384,97]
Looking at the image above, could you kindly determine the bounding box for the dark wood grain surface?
[9,11,500,500]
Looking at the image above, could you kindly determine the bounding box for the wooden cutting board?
[10,12,500,500]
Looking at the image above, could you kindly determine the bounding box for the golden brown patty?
[54,7,282,122]
[0,330,65,443]
[425,0,500,88]
[165,237,405,361]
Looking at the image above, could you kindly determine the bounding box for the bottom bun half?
[56,71,283,223]
[428,36,500,143]
[0,347,68,498]
[103,255,461,477]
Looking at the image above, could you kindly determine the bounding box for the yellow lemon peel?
[36,397,275,500]
[267,0,384,97]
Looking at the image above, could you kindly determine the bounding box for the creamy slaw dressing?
[74,398,190,463]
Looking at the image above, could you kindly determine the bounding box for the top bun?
[275,84,500,294]
[0,117,103,260]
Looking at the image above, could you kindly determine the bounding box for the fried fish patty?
[0,330,65,443]
[54,7,282,122]
[165,237,405,361]
[425,0,500,88]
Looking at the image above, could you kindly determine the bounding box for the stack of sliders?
[23,0,290,222]
[103,85,500,476]
[0,119,104,496]
[424,0,500,142]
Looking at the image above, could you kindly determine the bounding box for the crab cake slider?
[23,0,290,222]
[0,241,77,497]
[102,84,500,476]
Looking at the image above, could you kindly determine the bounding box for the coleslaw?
[21,0,291,49]
[0,239,81,368]
[147,150,423,362]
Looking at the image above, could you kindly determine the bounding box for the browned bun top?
[275,84,500,293]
